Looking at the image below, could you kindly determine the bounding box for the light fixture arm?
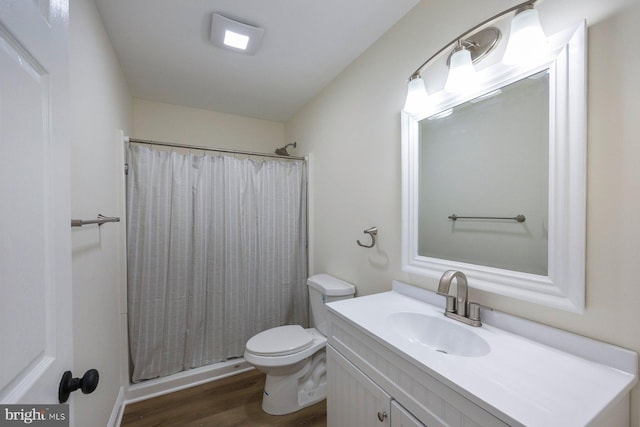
[408,0,539,80]
[459,39,478,49]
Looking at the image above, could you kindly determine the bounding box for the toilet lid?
[246,325,314,357]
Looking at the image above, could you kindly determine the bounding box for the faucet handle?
[467,302,492,324]
[444,295,456,313]
[468,302,481,322]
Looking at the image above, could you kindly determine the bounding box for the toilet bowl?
[244,274,355,415]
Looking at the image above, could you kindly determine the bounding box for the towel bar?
[448,214,526,223]
[71,214,120,227]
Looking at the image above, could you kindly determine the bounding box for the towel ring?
[357,227,378,248]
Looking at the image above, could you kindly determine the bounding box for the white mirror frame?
[401,22,586,313]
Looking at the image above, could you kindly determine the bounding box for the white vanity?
[326,282,637,426]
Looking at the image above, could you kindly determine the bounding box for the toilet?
[244,274,356,415]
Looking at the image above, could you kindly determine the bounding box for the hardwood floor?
[121,369,327,426]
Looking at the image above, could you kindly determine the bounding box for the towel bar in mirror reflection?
[71,214,120,227]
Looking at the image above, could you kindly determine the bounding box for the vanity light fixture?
[444,43,478,94]
[210,13,264,55]
[503,5,549,65]
[403,75,431,115]
[403,0,547,115]
[445,26,501,94]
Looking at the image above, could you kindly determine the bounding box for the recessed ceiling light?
[224,30,250,50]
[210,13,264,55]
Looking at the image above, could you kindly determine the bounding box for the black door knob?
[58,369,99,403]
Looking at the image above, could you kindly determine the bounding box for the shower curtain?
[126,144,308,382]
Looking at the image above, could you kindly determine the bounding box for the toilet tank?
[307,274,356,335]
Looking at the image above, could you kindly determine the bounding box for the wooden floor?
[121,369,327,427]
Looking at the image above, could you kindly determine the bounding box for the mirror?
[418,70,549,275]
[401,22,586,312]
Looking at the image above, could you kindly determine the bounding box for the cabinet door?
[327,345,391,426]
[392,400,427,427]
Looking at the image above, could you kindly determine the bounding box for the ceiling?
[94,0,420,122]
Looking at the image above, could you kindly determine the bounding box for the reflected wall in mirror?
[401,22,586,312]
[418,70,549,275]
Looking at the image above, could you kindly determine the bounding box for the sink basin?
[387,312,490,357]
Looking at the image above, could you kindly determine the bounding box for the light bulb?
[403,75,430,115]
[445,48,478,94]
[503,8,549,65]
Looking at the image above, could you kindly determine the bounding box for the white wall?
[285,0,640,424]
[133,99,285,153]
[69,0,132,424]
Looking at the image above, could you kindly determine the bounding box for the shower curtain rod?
[125,137,305,161]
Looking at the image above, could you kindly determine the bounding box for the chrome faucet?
[437,270,482,327]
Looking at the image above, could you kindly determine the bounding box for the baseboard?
[124,358,252,405]
[107,386,125,427]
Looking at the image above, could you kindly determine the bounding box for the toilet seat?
[244,327,327,368]
[246,325,313,356]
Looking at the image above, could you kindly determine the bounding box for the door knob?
[377,411,388,422]
[58,369,99,403]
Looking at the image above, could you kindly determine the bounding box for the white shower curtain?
[126,144,308,382]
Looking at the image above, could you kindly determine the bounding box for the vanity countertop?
[327,282,638,426]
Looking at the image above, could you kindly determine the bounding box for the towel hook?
[357,226,378,248]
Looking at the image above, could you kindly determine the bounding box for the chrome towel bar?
[71,214,120,227]
[448,214,526,223]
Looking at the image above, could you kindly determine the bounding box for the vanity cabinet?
[328,345,426,426]
[391,401,427,427]
[327,346,392,426]
[327,312,509,427]
[325,284,638,426]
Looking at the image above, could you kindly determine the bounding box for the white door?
[0,0,73,407]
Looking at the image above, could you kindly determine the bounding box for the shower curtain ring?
[357,226,377,248]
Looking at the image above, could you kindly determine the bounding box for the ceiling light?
[210,13,264,55]
[224,30,249,50]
